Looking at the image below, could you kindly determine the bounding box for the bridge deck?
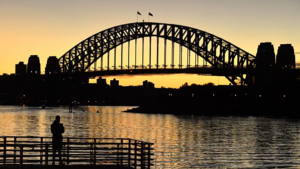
[74,67,253,77]
[59,68,300,77]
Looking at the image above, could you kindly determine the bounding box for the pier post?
[19,145,23,168]
[148,143,151,169]
[94,138,96,165]
[141,142,144,169]
[40,137,43,164]
[45,144,48,166]
[117,143,120,166]
[14,137,16,164]
[134,140,137,169]
[128,139,131,167]
[3,137,6,165]
[90,144,93,165]
[121,139,123,166]
[67,138,70,165]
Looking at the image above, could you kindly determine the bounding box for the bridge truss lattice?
[59,22,256,85]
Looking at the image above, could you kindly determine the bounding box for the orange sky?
[0,0,299,88]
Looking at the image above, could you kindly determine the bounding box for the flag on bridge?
[137,11,141,15]
[149,12,153,16]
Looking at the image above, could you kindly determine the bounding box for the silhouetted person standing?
[51,115,64,165]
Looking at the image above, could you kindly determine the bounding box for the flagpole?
[137,11,141,23]
[148,12,153,22]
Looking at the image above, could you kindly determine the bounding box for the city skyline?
[1,1,300,168]
[1,0,299,87]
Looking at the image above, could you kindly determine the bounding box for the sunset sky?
[0,0,299,88]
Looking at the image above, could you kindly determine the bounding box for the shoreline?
[123,103,299,117]
[0,103,298,117]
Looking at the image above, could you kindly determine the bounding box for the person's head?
[55,115,60,122]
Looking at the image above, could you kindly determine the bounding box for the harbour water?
[0,105,300,168]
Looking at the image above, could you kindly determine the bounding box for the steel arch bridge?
[58,22,256,85]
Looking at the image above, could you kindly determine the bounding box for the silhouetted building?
[15,62,26,75]
[27,55,41,75]
[256,42,275,69]
[143,80,155,90]
[276,44,295,69]
[97,77,107,88]
[45,56,61,75]
[255,42,276,87]
[110,78,119,88]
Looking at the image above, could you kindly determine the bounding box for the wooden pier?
[0,136,154,169]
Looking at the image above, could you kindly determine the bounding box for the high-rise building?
[110,78,119,88]
[97,77,107,88]
[27,55,41,75]
[276,44,295,69]
[143,80,155,89]
[254,42,276,87]
[256,42,275,69]
[45,56,61,75]
[15,62,26,75]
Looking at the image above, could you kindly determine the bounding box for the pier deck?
[0,136,154,169]
[0,165,132,169]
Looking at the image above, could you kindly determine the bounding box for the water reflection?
[0,106,300,168]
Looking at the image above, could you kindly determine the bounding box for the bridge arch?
[59,22,256,85]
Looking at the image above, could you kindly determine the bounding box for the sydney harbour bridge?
[58,22,257,86]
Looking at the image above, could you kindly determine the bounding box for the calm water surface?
[1,105,300,168]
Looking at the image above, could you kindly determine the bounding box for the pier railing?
[0,136,154,168]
